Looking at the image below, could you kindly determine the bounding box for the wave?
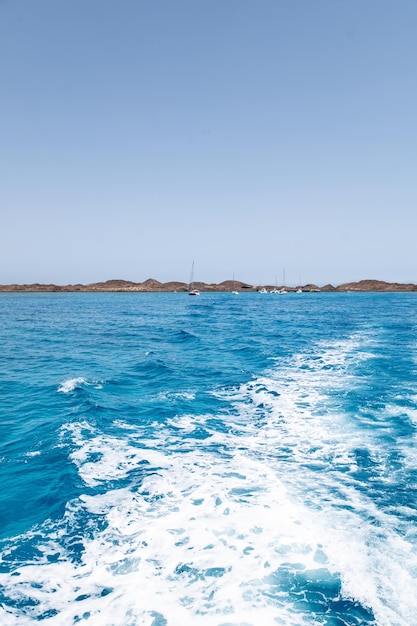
[57,378,103,394]
[2,331,417,625]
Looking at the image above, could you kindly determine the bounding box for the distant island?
[1,279,417,292]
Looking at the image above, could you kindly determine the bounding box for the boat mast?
[189,260,195,291]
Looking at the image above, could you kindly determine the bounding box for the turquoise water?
[1,292,417,625]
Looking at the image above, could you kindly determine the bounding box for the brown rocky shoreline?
[1,279,417,293]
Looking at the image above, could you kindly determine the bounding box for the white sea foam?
[0,443,329,625]
[57,377,103,393]
[2,333,417,625]
[155,391,196,402]
[61,421,170,487]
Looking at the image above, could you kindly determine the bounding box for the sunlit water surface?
[1,292,417,626]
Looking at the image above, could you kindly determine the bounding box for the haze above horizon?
[1,0,416,287]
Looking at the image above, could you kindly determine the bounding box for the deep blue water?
[1,292,417,625]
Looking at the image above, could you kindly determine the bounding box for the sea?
[1,291,417,626]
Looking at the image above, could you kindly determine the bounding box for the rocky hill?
[1,278,417,292]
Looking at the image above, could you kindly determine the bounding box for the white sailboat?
[232,273,239,295]
[270,276,279,294]
[188,261,200,296]
[278,268,288,294]
[258,278,268,293]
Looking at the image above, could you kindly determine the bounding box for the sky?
[1,0,417,287]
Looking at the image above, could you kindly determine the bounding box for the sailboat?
[188,261,200,296]
[232,273,239,295]
[278,268,288,294]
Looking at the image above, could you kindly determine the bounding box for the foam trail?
[2,332,417,625]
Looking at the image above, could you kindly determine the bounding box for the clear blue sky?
[1,0,416,287]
